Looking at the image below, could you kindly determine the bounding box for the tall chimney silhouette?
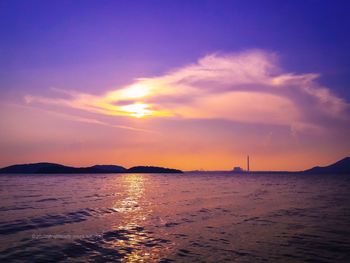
[247,155,250,172]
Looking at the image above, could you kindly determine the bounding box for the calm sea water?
[0,173,350,262]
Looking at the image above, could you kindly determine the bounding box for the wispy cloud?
[25,50,349,133]
[11,102,154,133]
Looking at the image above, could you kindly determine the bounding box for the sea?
[0,173,349,262]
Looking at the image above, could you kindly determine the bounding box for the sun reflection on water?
[113,174,144,214]
[111,174,170,262]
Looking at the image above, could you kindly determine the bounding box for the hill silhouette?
[0,163,183,174]
[127,166,182,173]
[303,157,350,174]
[1,157,349,174]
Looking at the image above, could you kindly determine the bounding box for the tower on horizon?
[247,155,250,172]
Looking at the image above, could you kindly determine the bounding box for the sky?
[0,0,349,171]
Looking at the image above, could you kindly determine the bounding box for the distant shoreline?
[188,157,350,175]
[0,157,349,175]
[0,163,183,174]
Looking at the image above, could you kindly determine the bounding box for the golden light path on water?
[111,174,170,262]
[1,174,350,262]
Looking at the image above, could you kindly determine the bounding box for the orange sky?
[1,51,349,171]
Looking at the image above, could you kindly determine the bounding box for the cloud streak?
[25,50,349,133]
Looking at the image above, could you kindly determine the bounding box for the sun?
[120,103,152,118]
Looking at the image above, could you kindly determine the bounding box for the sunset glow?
[121,84,150,99]
[1,2,350,263]
[120,103,152,118]
[0,1,349,171]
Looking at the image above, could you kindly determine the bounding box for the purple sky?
[0,0,349,170]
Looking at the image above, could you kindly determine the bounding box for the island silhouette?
[0,157,349,174]
[302,157,350,174]
[0,163,183,174]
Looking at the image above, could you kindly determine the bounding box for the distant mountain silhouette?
[303,157,350,174]
[1,157,348,175]
[0,163,182,174]
[90,165,127,173]
[0,163,66,174]
[127,166,183,173]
